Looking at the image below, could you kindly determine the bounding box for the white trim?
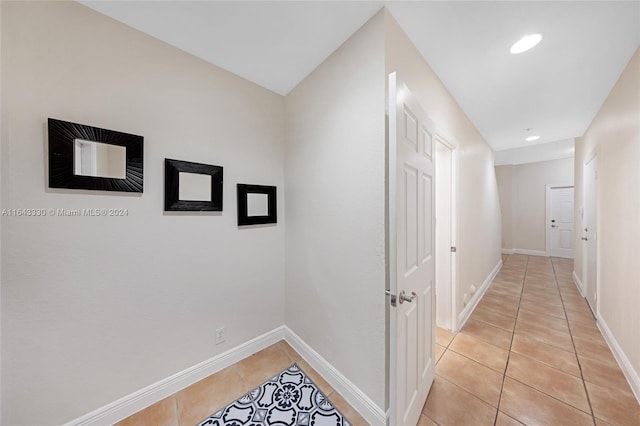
[64,327,286,426]
[583,149,600,316]
[434,133,458,332]
[386,71,399,426]
[511,248,547,257]
[456,260,502,332]
[597,317,640,404]
[501,248,514,255]
[64,326,384,426]
[284,327,386,426]
[572,271,585,297]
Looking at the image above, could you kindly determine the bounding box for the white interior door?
[388,73,435,426]
[435,140,453,330]
[549,186,574,258]
[584,154,598,315]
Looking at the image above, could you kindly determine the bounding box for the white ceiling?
[494,139,575,166]
[79,1,640,152]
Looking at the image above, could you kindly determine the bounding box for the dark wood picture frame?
[164,159,223,211]
[48,118,144,192]
[237,184,277,226]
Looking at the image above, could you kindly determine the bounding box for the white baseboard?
[501,248,514,255]
[64,327,286,426]
[64,325,384,426]
[456,259,503,332]
[597,317,640,404]
[284,327,386,426]
[511,248,548,257]
[572,271,585,296]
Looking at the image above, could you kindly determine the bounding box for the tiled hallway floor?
[421,254,640,426]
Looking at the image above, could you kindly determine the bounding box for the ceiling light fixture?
[525,135,540,142]
[510,34,543,54]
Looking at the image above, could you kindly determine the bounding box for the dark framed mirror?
[237,184,277,226]
[164,159,223,211]
[48,118,144,192]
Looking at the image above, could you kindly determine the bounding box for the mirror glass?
[74,139,126,179]
[178,172,212,201]
[247,193,269,217]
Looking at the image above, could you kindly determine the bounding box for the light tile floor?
[115,341,367,426]
[422,254,640,426]
[117,254,640,426]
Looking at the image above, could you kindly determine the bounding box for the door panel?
[405,166,419,273]
[422,173,433,263]
[421,282,433,380]
[388,73,435,426]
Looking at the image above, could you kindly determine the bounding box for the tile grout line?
[550,257,597,426]
[494,254,528,425]
[175,394,181,426]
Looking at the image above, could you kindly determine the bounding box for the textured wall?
[574,48,640,392]
[1,2,285,424]
[284,11,387,410]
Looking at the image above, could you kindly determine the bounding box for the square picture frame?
[164,158,223,211]
[237,184,277,226]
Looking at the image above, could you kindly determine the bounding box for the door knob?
[581,237,588,241]
[399,290,417,304]
[551,225,558,228]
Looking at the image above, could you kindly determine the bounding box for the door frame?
[434,135,459,331]
[545,183,575,258]
[583,147,600,316]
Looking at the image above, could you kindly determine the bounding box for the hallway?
[421,254,640,425]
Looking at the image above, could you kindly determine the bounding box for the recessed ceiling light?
[510,34,543,54]
[525,135,540,142]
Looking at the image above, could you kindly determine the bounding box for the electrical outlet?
[215,327,226,345]
[470,285,477,295]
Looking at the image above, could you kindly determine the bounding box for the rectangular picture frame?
[164,158,223,211]
[237,184,277,226]
[48,118,144,192]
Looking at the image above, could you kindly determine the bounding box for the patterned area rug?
[197,363,351,426]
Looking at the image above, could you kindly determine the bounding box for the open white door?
[583,152,598,315]
[388,73,435,426]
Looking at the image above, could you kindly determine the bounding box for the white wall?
[384,11,502,323]
[496,158,574,253]
[1,2,285,424]
[284,11,387,410]
[574,47,640,392]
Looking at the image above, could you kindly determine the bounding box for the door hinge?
[451,246,457,252]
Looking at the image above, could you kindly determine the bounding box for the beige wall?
[284,11,387,411]
[384,11,502,322]
[496,158,574,253]
[574,47,640,390]
[495,166,513,249]
[1,2,285,424]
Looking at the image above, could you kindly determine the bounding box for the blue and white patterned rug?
[197,363,351,426]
